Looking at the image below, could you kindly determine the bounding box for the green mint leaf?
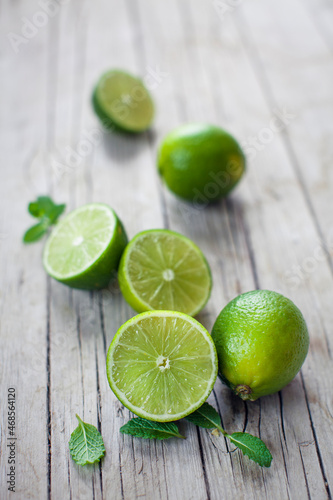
[23,221,49,243]
[228,432,272,467]
[185,402,223,431]
[28,196,55,218]
[25,196,66,243]
[47,203,66,224]
[69,414,105,466]
[120,417,185,440]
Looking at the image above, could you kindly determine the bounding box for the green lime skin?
[157,123,246,203]
[93,69,154,133]
[211,290,309,401]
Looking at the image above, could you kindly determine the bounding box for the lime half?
[43,203,127,290]
[107,311,218,421]
[118,229,212,316]
[93,70,154,133]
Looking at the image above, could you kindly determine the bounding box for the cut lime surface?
[106,311,218,421]
[93,70,154,133]
[43,203,127,290]
[118,229,212,316]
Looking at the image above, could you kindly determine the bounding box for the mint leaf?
[228,432,272,467]
[23,221,49,243]
[69,414,105,466]
[120,417,185,440]
[28,196,55,218]
[24,196,66,244]
[185,403,272,467]
[185,402,224,432]
[47,203,66,224]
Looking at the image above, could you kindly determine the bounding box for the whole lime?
[157,123,245,203]
[211,290,309,400]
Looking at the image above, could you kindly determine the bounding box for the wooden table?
[1,0,332,498]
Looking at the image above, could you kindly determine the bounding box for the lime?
[43,203,127,290]
[93,70,154,133]
[157,123,245,203]
[118,229,212,316]
[211,290,309,401]
[106,311,218,421]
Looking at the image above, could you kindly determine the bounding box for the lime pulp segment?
[94,70,154,133]
[43,203,127,289]
[107,311,218,422]
[118,230,212,316]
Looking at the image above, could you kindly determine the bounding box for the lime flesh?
[106,311,218,421]
[118,229,212,316]
[43,203,127,290]
[93,70,154,133]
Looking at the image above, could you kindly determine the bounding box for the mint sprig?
[186,402,272,468]
[23,196,65,243]
[69,414,105,466]
[120,417,185,440]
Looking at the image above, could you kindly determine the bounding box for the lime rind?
[118,229,212,316]
[43,203,127,290]
[93,69,154,133]
[106,311,218,422]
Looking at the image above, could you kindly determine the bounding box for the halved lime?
[93,70,154,133]
[118,229,212,316]
[106,311,218,421]
[43,203,127,290]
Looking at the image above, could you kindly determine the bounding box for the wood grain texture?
[0,0,332,499]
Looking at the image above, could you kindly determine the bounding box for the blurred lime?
[157,123,245,203]
[118,229,212,316]
[93,70,154,133]
[211,290,309,401]
[106,311,218,422]
[43,203,127,290]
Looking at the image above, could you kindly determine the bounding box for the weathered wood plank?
[1,0,332,499]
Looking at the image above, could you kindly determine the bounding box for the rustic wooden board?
[0,0,332,499]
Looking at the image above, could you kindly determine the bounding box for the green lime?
[106,311,218,421]
[157,123,245,203]
[118,229,212,316]
[211,290,309,401]
[43,203,127,290]
[93,70,154,133]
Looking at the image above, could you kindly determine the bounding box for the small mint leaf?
[47,203,66,224]
[23,221,49,243]
[25,196,66,244]
[69,414,105,466]
[185,403,223,431]
[28,196,55,218]
[120,418,185,440]
[228,432,272,467]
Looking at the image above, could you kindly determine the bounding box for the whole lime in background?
[157,123,245,203]
[211,290,309,401]
[43,203,127,290]
[93,70,154,133]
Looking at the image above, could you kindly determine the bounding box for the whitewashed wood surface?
[1,0,332,499]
